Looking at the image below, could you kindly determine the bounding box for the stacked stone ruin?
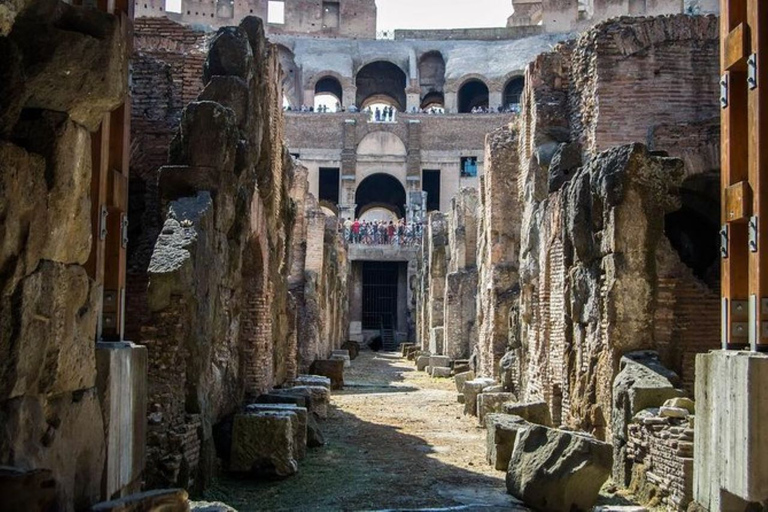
[413,14,721,511]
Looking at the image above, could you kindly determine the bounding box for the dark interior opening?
[458,79,489,113]
[664,172,720,288]
[503,76,525,109]
[315,76,343,104]
[355,173,406,218]
[356,61,407,111]
[319,167,340,205]
[362,261,399,329]
[422,169,441,212]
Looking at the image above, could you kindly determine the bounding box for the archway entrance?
[356,61,407,111]
[458,79,489,113]
[354,173,407,219]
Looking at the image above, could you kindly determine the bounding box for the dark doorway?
[362,262,399,329]
[356,61,407,111]
[458,79,489,113]
[355,173,407,218]
[422,169,441,212]
[319,167,340,205]
[503,76,525,110]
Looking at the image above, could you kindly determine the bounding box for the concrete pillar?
[95,342,148,498]
[694,351,768,511]
[349,262,363,341]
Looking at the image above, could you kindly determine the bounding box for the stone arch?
[356,131,407,157]
[418,50,446,101]
[354,173,407,219]
[457,78,490,113]
[503,74,525,109]
[355,61,408,112]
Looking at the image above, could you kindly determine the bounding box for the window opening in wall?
[356,61,407,113]
[422,170,441,212]
[319,168,340,205]
[460,157,478,178]
[323,1,340,29]
[164,0,180,13]
[268,0,285,24]
[216,0,234,18]
[362,261,399,330]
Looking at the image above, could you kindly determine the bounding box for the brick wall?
[126,17,209,341]
[627,413,695,510]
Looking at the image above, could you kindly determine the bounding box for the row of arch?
[278,45,525,113]
[310,70,525,113]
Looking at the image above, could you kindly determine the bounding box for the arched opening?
[356,61,407,112]
[503,76,525,111]
[354,173,407,219]
[314,76,343,112]
[419,51,446,100]
[420,91,445,111]
[664,172,720,288]
[458,79,489,113]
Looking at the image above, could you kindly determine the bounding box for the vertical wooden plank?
[748,0,768,349]
[722,0,750,349]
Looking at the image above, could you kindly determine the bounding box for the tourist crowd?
[284,103,522,115]
[342,218,423,246]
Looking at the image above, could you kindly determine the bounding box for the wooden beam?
[724,23,751,72]
[748,0,768,349]
[725,181,752,222]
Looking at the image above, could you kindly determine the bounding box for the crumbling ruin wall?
[0,0,143,509]
[514,14,720,439]
[475,126,521,380]
[444,189,479,360]
[126,18,210,342]
[292,182,350,373]
[138,17,349,491]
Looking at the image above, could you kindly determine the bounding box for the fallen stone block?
[400,343,416,357]
[478,392,517,426]
[463,378,496,416]
[659,405,689,418]
[416,355,430,371]
[341,340,360,360]
[429,355,451,369]
[502,401,553,427]
[91,489,189,511]
[454,370,475,394]
[506,424,612,512]
[453,359,470,375]
[330,353,351,368]
[283,385,330,420]
[230,411,298,477]
[486,413,529,471]
[431,366,452,378]
[244,404,308,459]
[663,396,694,414]
[405,346,419,360]
[332,349,350,358]
[309,359,344,390]
[291,374,331,390]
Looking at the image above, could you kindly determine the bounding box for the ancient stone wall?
[0,0,145,509]
[127,17,210,342]
[136,16,349,491]
[512,15,720,439]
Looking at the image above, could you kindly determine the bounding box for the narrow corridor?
[203,351,530,511]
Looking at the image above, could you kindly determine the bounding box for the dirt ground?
[203,350,530,511]
[202,350,647,512]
